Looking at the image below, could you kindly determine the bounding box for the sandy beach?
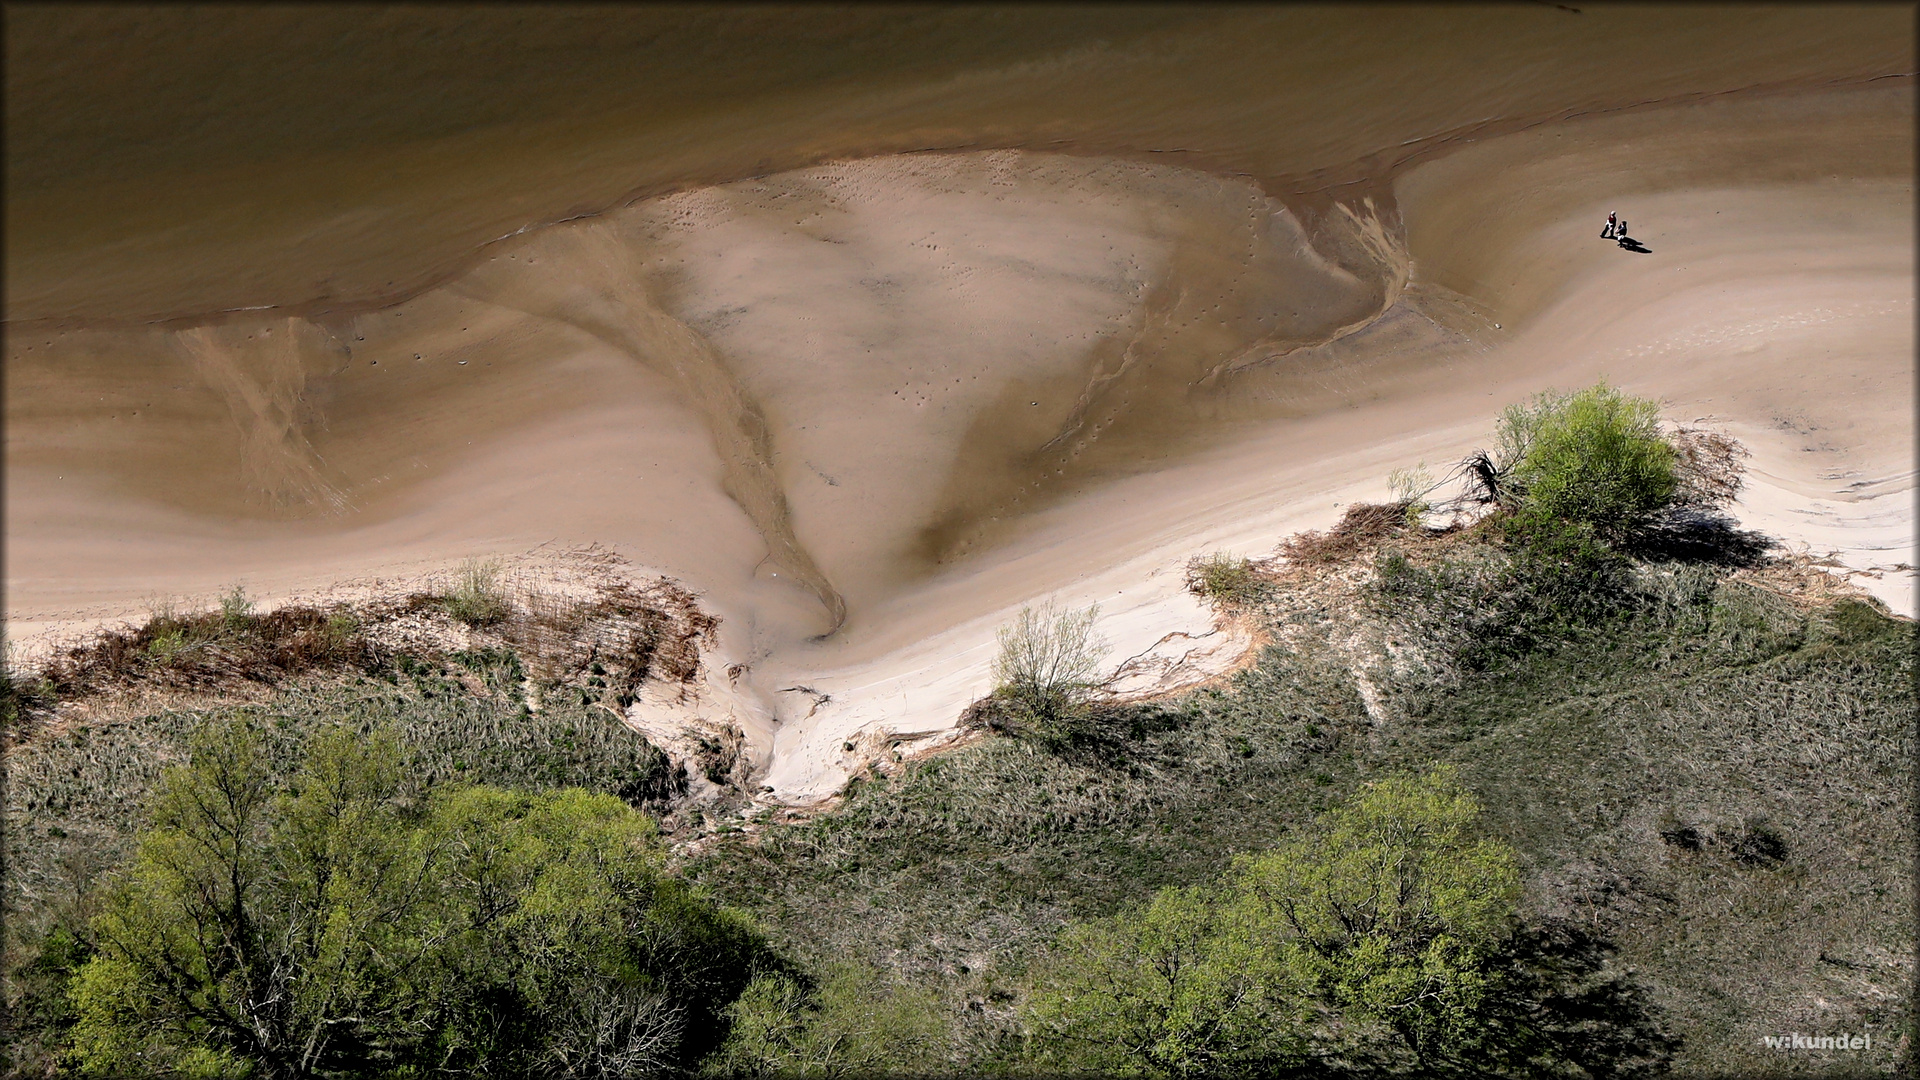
[6,61,1910,801]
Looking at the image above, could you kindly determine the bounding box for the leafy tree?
[63,718,772,1079]
[1025,884,1305,1077]
[1025,767,1675,1078]
[703,962,947,1077]
[424,785,771,1077]
[1495,385,1677,543]
[67,719,300,1079]
[1230,768,1521,1073]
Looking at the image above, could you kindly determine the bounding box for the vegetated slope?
[5,572,708,928]
[6,653,684,932]
[687,522,1914,1076]
[2,565,715,1077]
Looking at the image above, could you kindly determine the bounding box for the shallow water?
[6,5,1909,324]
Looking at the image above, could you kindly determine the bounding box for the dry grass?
[19,600,377,709]
[1277,500,1435,565]
[1667,425,1751,508]
[1183,552,1264,606]
[498,577,718,704]
[8,569,721,742]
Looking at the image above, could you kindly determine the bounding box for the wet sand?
[5,17,1912,800]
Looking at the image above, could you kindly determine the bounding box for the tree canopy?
[1495,384,1678,543]
[1024,767,1676,1078]
[65,720,772,1079]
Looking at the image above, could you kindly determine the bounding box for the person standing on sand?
[1602,211,1618,239]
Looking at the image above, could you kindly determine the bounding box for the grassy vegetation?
[445,558,512,626]
[687,635,1386,1064]
[1368,573,1914,1075]
[684,541,1910,1075]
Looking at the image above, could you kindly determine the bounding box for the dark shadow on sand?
[1624,507,1775,567]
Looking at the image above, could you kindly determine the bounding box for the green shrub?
[1497,384,1677,542]
[989,601,1108,743]
[445,559,511,626]
[1186,552,1260,605]
[142,625,191,662]
[704,962,947,1077]
[1024,767,1676,1078]
[218,585,254,632]
[64,719,771,1079]
[323,612,359,646]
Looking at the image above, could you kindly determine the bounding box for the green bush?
[64,719,771,1079]
[704,962,947,1077]
[1496,384,1677,543]
[989,601,1108,743]
[1186,552,1260,606]
[218,585,254,632]
[1024,767,1676,1078]
[445,559,511,626]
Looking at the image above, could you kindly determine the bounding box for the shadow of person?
[1617,235,1653,253]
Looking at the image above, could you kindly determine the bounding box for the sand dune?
[6,81,1910,801]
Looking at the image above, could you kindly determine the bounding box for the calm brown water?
[7,4,1911,325]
